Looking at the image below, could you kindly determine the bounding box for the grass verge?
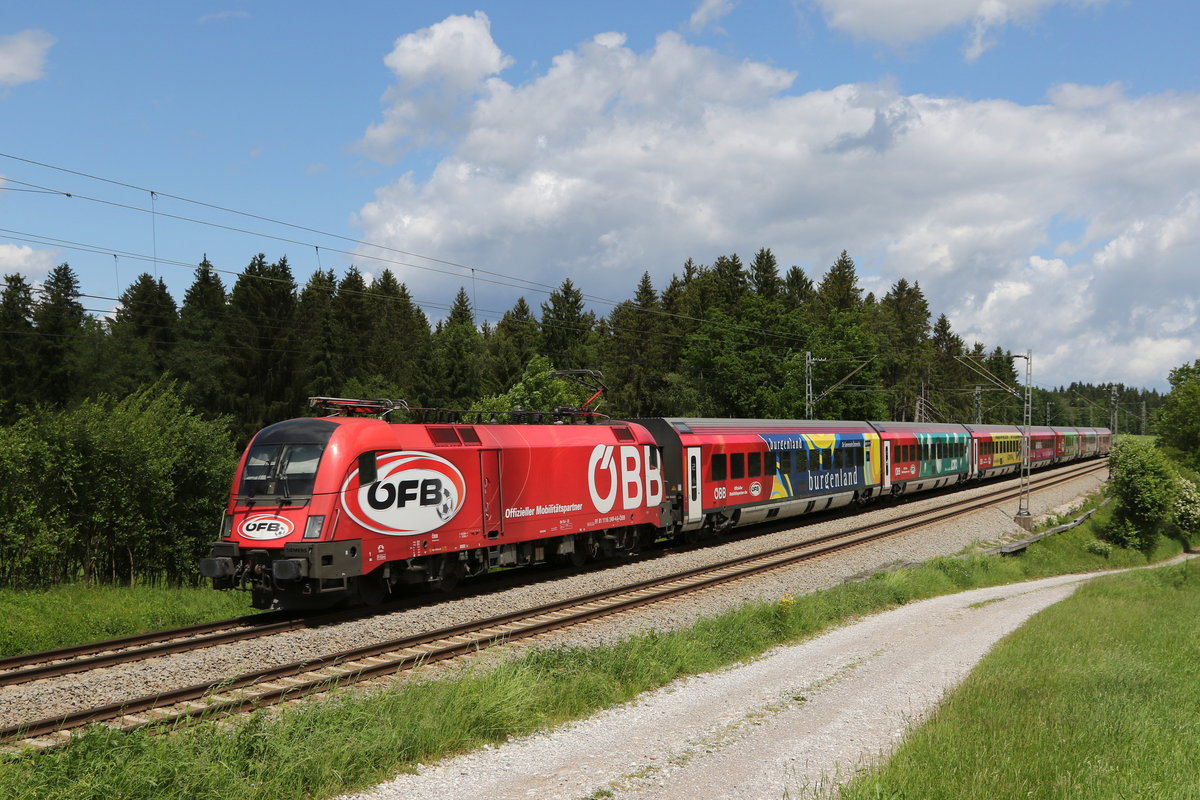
[0,584,250,657]
[836,558,1200,800]
[0,492,1189,800]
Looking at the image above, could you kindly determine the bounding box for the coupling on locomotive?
[199,397,1112,609]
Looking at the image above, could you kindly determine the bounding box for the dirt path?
[338,567,1138,800]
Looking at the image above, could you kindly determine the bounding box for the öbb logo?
[238,514,295,540]
[587,444,664,514]
[342,452,466,536]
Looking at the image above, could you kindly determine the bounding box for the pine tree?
[362,269,433,403]
[540,278,595,370]
[783,266,815,310]
[432,288,484,407]
[710,253,749,310]
[32,263,87,406]
[332,266,373,387]
[487,297,541,394]
[603,272,667,415]
[0,274,36,415]
[103,273,178,392]
[878,278,933,420]
[223,254,298,435]
[929,313,971,422]
[816,251,863,315]
[749,247,782,299]
[171,258,229,415]
[295,269,340,399]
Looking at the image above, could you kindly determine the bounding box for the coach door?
[881,440,892,492]
[685,446,703,526]
[481,449,502,538]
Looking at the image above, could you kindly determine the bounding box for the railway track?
[0,460,1105,750]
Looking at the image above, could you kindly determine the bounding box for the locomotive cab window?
[240,443,324,500]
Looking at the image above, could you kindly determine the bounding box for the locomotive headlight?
[302,515,325,540]
[220,513,234,539]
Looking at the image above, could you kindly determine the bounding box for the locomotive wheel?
[356,572,389,607]
[436,559,466,592]
[567,542,588,568]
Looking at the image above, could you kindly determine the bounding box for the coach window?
[730,453,745,480]
[711,453,727,481]
[778,451,791,473]
[748,452,761,477]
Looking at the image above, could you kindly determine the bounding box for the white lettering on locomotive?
[587,443,664,514]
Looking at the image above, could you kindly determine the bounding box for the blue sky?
[2,1,1198,393]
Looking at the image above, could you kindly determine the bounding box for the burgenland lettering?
[806,467,860,492]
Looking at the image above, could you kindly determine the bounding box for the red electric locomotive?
[201,399,668,609]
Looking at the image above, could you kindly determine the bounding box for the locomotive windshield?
[239,443,324,500]
[236,417,338,503]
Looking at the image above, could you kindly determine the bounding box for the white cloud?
[809,0,1106,61]
[0,29,55,88]
[354,19,1200,390]
[0,243,58,282]
[689,0,738,32]
[356,11,513,162]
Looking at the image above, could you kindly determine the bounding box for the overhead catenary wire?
[0,155,826,347]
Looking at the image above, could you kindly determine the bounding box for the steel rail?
[0,460,1105,748]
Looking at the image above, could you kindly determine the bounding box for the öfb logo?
[342,452,467,535]
[239,514,295,540]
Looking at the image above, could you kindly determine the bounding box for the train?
[199,397,1112,609]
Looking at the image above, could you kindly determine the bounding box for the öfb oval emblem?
[238,514,295,540]
[341,451,467,536]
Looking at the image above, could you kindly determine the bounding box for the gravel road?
[337,567,1125,800]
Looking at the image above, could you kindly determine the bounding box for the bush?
[1106,438,1179,550]
[1084,539,1113,558]
[0,382,238,588]
[1175,478,1200,536]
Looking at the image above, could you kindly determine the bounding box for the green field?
[0,584,249,657]
[837,559,1200,799]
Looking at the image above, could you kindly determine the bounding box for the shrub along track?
[0,460,1104,751]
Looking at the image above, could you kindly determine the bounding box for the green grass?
[837,559,1200,800]
[0,584,250,657]
[1,489,1191,800]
